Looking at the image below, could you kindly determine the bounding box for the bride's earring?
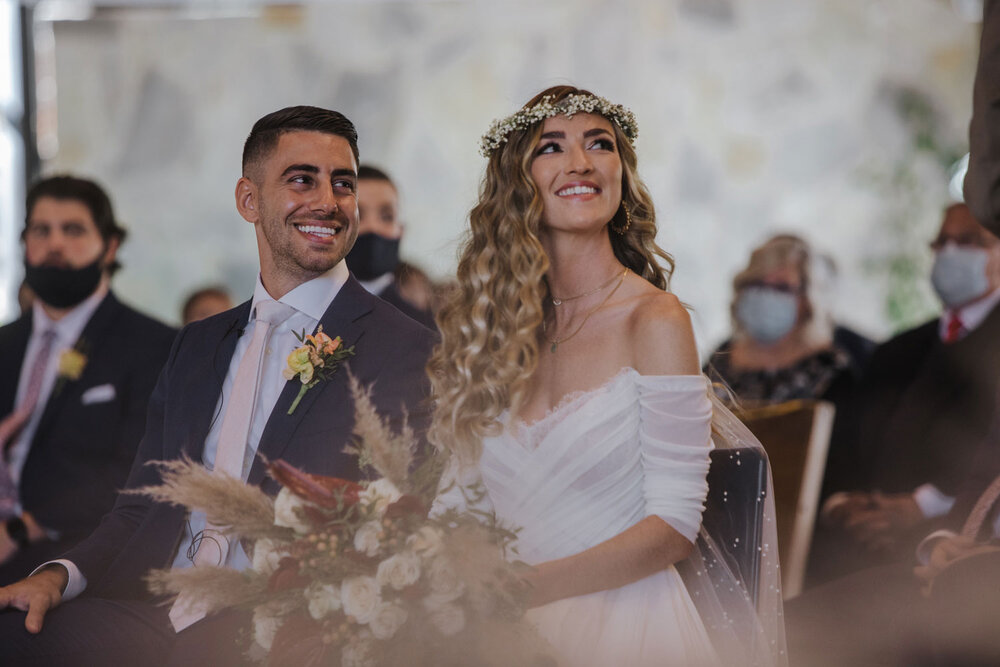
[612,201,632,235]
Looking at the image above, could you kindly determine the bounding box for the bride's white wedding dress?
[435,368,786,667]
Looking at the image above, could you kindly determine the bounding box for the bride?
[429,85,785,666]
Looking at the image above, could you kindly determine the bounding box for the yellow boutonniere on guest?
[58,348,87,381]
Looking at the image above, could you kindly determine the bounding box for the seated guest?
[0,175,175,584]
[180,285,234,325]
[394,260,435,314]
[706,234,859,406]
[787,418,1000,667]
[813,203,1000,583]
[346,165,437,329]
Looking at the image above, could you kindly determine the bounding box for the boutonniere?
[54,341,88,395]
[283,325,355,415]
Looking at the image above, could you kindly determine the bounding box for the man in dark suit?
[345,165,437,329]
[0,106,435,665]
[812,203,1000,582]
[0,176,175,585]
[787,418,1000,667]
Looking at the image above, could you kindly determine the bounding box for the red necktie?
[944,312,964,344]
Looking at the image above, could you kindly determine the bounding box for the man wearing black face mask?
[345,165,436,329]
[0,175,175,584]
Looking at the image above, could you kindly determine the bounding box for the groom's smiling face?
[238,130,359,297]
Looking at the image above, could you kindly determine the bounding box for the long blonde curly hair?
[428,85,674,464]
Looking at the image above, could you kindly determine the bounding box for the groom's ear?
[235,176,259,224]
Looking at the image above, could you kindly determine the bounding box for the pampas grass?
[344,373,415,491]
[147,565,268,613]
[130,457,291,541]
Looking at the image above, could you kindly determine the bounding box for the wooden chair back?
[737,399,835,598]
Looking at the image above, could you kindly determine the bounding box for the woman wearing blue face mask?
[705,235,868,406]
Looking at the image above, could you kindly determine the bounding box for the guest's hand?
[844,492,924,552]
[0,512,48,565]
[913,533,998,596]
[821,490,876,528]
[0,525,16,566]
[0,565,68,633]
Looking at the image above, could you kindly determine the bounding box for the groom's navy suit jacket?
[0,292,175,539]
[61,277,435,601]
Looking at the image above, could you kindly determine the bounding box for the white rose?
[429,602,465,637]
[368,601,408,640]
[273,487,312,534]
[428,556,465,602]
[360,478,402,516]
[405,525,444,558]
[341,639,377,667]
[353,521,383,557]
[251,538,284,575]
[341,575,382,624]
[375,551,422,591]
[305,581,341,620]
[252,609,282,651]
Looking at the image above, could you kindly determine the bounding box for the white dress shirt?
[49,263,348,600]
[8,286,108,493]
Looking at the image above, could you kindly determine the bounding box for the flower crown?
[478,93,639,158]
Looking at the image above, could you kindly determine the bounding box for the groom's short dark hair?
[242,106,360,178]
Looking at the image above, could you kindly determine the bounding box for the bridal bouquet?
[139,377,551,667]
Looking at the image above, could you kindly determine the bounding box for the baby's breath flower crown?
[478,93,638,158]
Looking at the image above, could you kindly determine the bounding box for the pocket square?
[81,383,116,405]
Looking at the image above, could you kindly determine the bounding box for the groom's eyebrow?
[281,164,319,177]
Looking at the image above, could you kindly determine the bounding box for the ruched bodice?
[481,369,713,562]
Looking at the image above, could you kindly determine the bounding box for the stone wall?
[40,0,978,350]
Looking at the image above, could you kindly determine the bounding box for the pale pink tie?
[0,330,57,517]
[169,300,293,632]
[0,329,57,456]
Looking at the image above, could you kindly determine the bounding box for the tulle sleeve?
[636,374,713,543]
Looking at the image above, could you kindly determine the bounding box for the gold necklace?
[543,269,629,353]
[549,267,628,306]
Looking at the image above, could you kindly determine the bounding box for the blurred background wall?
[0,0,984,353]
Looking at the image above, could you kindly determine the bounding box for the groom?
[0,106,436,664]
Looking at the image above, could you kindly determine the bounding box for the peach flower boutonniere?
[283,326,355,415]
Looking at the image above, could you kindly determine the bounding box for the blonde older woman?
[706,234,868,406]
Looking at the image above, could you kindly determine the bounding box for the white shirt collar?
[250,261,350,324]
[30,283,109,346]
[939,286,1000,340]
[358,272,394,297]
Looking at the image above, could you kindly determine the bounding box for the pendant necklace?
[543,268,629,353]
[550,267,628,306]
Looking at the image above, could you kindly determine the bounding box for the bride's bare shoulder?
[626,289,700,376]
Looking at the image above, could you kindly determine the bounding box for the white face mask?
[931,243,991,309]
[735,286,799,345]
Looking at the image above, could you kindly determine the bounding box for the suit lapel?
[31,293,123,446]
[248,278,375,485]
[180,302,251,459]
[0,315,32,415]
